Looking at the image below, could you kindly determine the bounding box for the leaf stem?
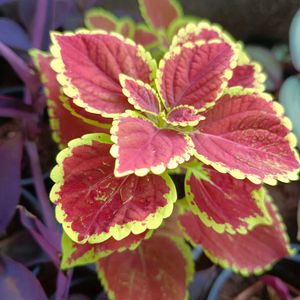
[25,140,57,232]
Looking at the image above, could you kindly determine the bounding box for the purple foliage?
[0,256,48,300]
[0,132,23,232]
[0,18,32,50]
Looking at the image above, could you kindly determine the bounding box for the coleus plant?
[30,0,300,299]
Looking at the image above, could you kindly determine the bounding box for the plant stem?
[0,108,35,119]
[25,140,57,232]
[32,0,48,49]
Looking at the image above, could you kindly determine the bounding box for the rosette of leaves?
[31,2,300,299]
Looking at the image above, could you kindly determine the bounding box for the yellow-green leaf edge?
[61,230,153,269]
[50,133,178,244]
[192,88,300,185]
[96,234,194,300]
[110,111,194,177]
[49,29,157,118]
[184,167,272,235]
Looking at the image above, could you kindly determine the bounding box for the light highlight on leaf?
[110,113,194,177]
[191,91,300,184]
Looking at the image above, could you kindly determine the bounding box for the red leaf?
[228,64,266,90]
[50,134,176,243]
[190,91,300,184]
[138,0,182,30]
[178,198,292,275]
[61,230,152,269]
[97,233,194,300]
[31,50,110,148]
[110,113,193,177]
[134,24,159,48]
[84,8,118,31]
[165,105,204,127]
[119,74,161,115]
[185,164,271,234]
[118,18,135,38]
[50,31,156,117]
[157,41,237,110]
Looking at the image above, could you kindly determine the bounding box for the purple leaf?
[0,131,23,232]
[31,0,49,49]
[0,256,47,300]
[56,269,73,300]
[18,0,37,31]
[18,0,51,50]
[0,42,38,92]
[0,18,31,50]
[290,9,300,71]
[246,45,282,91]
[19,206,60,267]
[53,0,74,29]
[261,275,291,300]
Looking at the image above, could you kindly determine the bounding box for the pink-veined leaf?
[119,74,161,115]
[97,231,194,300]
[50,133,176,244]
[228,63,266,91]
[170,22,266,92]
[156,40,237,111]
[178,197,293,275]
[30,50,110,149]
[134,24,159,48]
[185,163,271,234]
[170,21,230,49]
[50,31,156,117]
[110,113,193,177]
[84,8,118,31]
[190,91,300,184]
[138,0,183,30]
[165,105,204,127]
[61,230,152,269]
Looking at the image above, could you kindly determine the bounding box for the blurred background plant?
[0,1,300,299]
